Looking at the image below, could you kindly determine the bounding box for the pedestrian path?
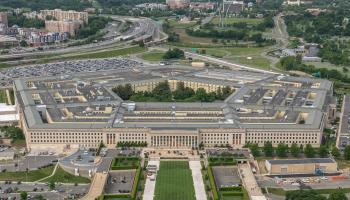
[143,160,160,200]
[239,164,267,200]
[189,160,207,200]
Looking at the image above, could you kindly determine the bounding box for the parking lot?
[0,182,89,200]
[0,155,58,172]
[0,58,141,87]
[212,166,241,188]
[104,170,135,194]
[257,175,350,190]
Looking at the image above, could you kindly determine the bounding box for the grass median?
[154,161,195,200]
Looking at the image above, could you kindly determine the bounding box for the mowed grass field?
[154,161,195,200]
[210,17,263,25]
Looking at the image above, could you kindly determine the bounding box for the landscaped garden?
[113,81,234,102]
[154,161,195,200]
[111,157,140,170]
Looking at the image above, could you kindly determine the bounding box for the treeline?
[186,29,269,44]
[75,16,111,39]
[246,142,333,158]
[0,0,92,11]
[285,11,350,42]
[0,126,25,143]
[279,56,350,83]
[112,81,234,102]
[206,16,274,32]
[286,189,347,200]
[8,14,44,29]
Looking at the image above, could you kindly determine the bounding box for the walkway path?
[238,163,267,200]
[36,162,59,182]
[80,172,108,200]
[189,160,207,200]
[143,159,160,200]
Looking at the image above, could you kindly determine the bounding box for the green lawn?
[67,46,146,60]
[154,161,195,200]
[210,17,263,26]
[141,51,165,61]
[0,90,7,104]
[41,166,90,184]
[111,157,140,170]
[0,166,54,182]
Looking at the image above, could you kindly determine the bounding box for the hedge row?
[98,193,130,200]
[130,166,142,200]
[208,166,219,200]
[209,162,237,166]
[219,186,242,191]
[221,192,244,197]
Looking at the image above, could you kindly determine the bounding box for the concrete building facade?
[265,158,338,175]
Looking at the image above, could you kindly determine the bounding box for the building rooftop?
[14,59,333,130]
[267,158,336,165]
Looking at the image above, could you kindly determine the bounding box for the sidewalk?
[143,160,160,200]
[189,160,207,200]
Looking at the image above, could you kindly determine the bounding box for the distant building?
[135,3,168,10]
[0,149,15,161]
[284,0,313,6]
[84,8,96,13]
[189,2,216,11]
[45,20,83,37]
[222,0,244,15]
[40,9,88,24]
[0,12,8,27]
[166,0,190,9]
[265,158,338,175]
[0,35,18,48]
[29,31,69,46]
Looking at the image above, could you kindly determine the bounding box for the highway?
[0,16,166,62]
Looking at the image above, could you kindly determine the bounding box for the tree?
[344,145,350,160]
[290,143,300,157]
[20,191,28,200]
[328,190,347,200]
[20,40,28,47]
[331,147,340,159]
[163,48,185,60]
[49,180,55,190]
[304,144,315,158]
[249,143,260,157]
[286,190,326,200]
[112,84,133,100]
[318,146,328,158]
[276,143,288,157]
[263,142,274,157]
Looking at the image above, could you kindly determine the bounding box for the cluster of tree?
[285,11,350,42]
[0,126,25,143]
[279,56,350,84]
[163,48,185,60]
[112,81,234,102]
[318,40,350,66]
[186,28,269,44]
[206,16,274,32]
[162,21,180,43]
[75,16,111,39]
[0,0,91,11]
[116,141,147,147]
[286,189,347,200]
[8,14,44,29]
[246,142,331,158]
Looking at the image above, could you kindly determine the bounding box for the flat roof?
[267,158,336,165]
[13,58,333,130]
